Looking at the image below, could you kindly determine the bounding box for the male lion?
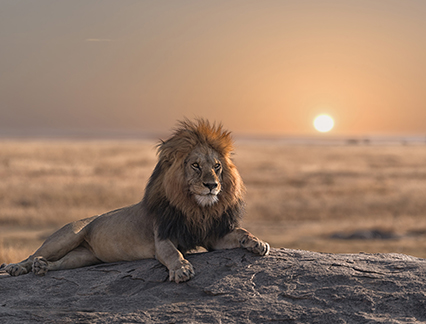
[2,119,270,283]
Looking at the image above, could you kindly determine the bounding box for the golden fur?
[2,119,269,283]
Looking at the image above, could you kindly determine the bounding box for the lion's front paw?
[255,241,270,256]
[169,259,195,283]
[3,263,29,276]
[241,235,270,256]
[32,257,49,276]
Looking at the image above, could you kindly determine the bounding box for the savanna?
[1,139,426,265]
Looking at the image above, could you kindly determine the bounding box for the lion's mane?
[143,119,245,253]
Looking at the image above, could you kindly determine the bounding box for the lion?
[1,119,270,283]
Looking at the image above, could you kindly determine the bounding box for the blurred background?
[1,0,426,263]
[2,0,426,136]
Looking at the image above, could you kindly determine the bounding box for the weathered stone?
[1,248,426,323]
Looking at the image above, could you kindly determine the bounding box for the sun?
[313,114,334,133]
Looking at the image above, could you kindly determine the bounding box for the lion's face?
[185,146,222,207]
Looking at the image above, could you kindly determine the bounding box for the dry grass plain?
[1,139,426,264]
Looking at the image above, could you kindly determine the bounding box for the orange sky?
[1,1,426,136]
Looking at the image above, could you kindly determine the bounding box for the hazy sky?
[1,0,426,136]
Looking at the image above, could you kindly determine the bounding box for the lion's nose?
[203,182,218,191]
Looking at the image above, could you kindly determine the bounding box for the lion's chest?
[155,203,241,253]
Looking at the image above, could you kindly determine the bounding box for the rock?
[1,248,426,323]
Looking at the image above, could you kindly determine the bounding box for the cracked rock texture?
[1,248,426,323]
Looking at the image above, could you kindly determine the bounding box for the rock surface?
[1,248,426,323]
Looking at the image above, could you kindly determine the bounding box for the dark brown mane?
[142,119,245,252]
[158,118,234,162]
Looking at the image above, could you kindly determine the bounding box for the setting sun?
[313,115,334,133]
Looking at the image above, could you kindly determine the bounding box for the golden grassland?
[1,139,426,264]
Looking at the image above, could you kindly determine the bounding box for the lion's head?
[144,119,244,216]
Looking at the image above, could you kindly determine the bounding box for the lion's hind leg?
[32,245,101,276]
[32,216,97,263]
[2,258,33,276]
[3,216,98,277]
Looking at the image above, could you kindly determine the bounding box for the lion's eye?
[191,162,200,170]
[214,163,221,170]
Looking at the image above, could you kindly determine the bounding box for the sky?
[1,0,426,137]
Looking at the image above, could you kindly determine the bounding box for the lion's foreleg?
[213,227,270,256]
[154,235,194,283]
[32,245,101,276]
